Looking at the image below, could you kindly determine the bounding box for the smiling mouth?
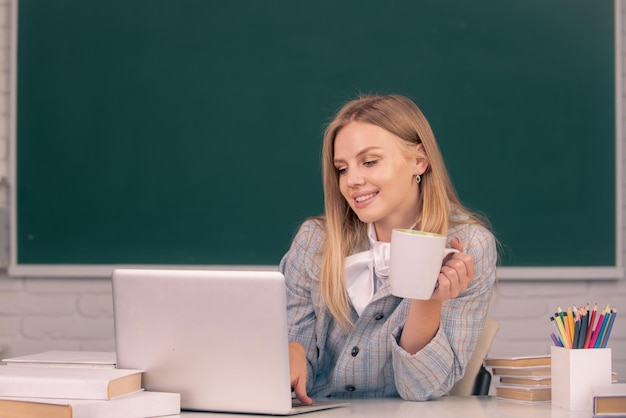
[355,192,377,203]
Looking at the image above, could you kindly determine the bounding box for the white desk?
[172,397,592,418]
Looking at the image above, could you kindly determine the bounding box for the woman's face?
[333,121,427,241]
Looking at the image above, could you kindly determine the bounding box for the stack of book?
[484,355,552,403]
[0,351,180,418]
[593,383,626,418]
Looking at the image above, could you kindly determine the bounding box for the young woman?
[280,94,497,403]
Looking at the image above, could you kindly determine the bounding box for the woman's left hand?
[432,238,474,302]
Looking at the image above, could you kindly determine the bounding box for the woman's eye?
[364,160,376,167]
[336,167,347,175]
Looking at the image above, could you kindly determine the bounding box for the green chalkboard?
[14,0,616,268]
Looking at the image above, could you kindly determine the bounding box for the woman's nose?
[346,169,365,186]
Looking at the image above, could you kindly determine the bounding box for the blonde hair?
[320,94,486,329]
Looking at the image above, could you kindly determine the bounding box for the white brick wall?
[0,0,624,384]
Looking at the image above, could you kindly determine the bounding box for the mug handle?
[434,248,461,291]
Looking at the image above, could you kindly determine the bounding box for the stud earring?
[415,175,421,184]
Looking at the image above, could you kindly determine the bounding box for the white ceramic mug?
[389,228,459,300]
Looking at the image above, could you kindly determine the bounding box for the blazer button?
[345,385,356,392]
[351,346,359,357]
[374,312,384,320]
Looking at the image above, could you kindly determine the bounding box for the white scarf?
[345,223,390,316]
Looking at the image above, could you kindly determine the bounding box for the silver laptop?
[111,268,348,415]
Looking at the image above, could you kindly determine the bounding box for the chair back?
[449,317,500,396]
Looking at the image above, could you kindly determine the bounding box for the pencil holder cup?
[551,346,612,411]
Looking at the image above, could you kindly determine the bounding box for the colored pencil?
[583,303,598,348]
[589,305,608,349]
[566,306,575,348]
[550,332,561,347]
[594,306,612,348]
[600,309,617,348]
[573,314,581,349]
[554,310,570,348]
[550,303,617,349]
[550,316,565,347]
[557,306,571,348]
[578,304,589,349]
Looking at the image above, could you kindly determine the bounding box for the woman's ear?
[414,143,429,175]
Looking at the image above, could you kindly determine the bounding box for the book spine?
[0,377,112,400]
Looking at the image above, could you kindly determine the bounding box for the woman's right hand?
[289,341,313,405]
